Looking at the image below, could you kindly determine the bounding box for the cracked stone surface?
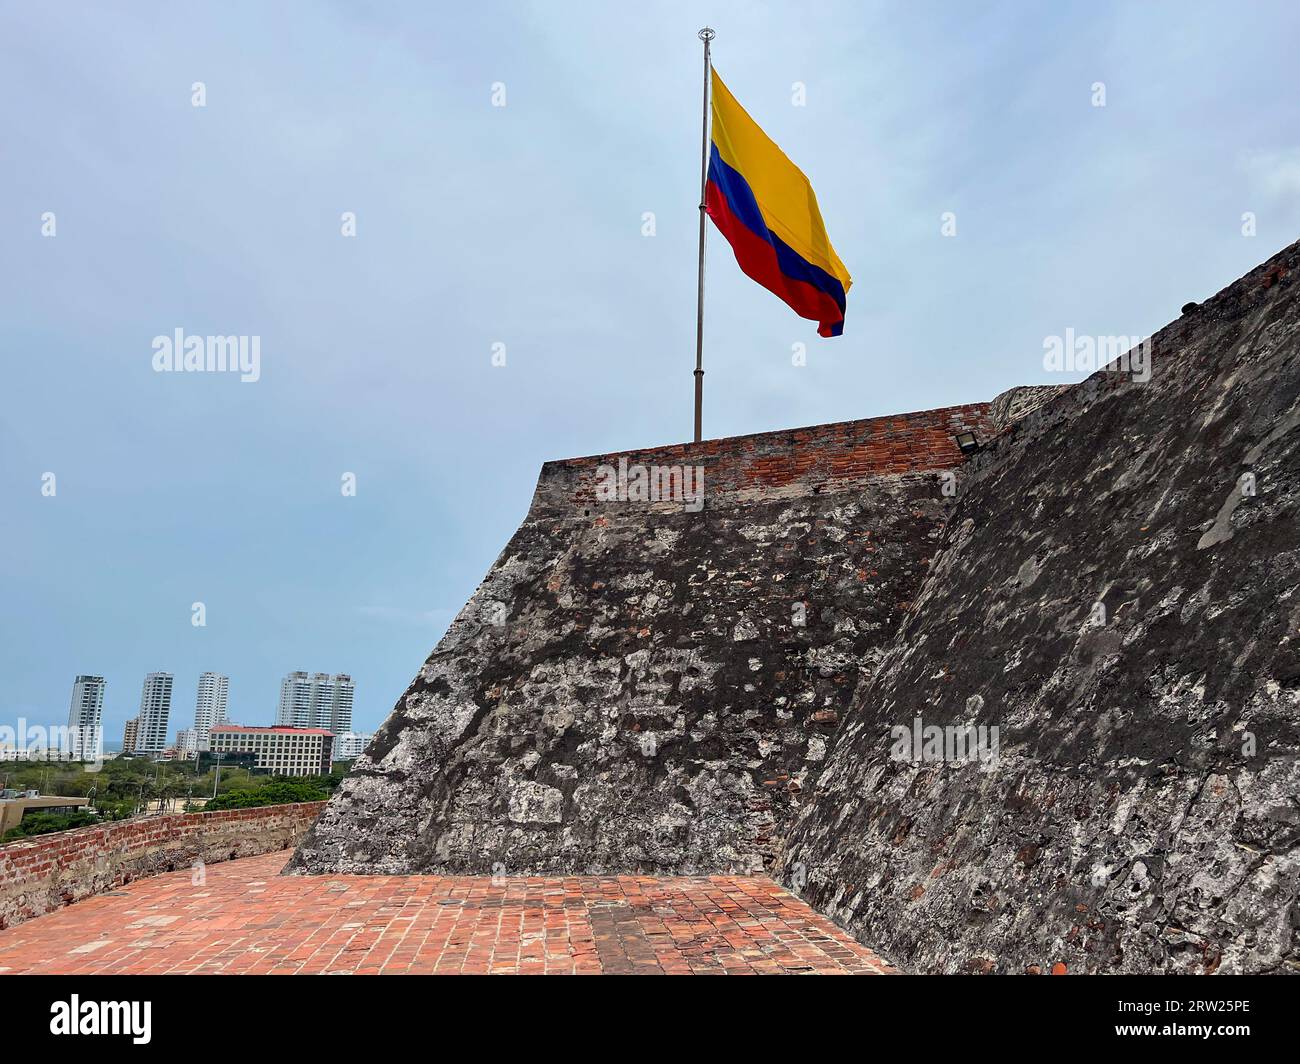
[289,403,1006,876]
[292,238,1297,975]
[781,239,1300,974]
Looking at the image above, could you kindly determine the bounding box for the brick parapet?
[529,402,999,517]
[0,802,325,931]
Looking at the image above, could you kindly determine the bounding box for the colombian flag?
[706,70,852,337]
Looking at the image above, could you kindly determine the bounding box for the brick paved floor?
[0,852,894,974]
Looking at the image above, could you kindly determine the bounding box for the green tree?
[1,810,101,842]
[203,780,327,811]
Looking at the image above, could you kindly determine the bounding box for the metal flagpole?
[693,27,714,444]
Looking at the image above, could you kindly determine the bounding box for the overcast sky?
[2,0,1298,743]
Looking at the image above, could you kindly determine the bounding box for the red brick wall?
[529,403,998,517]
[0,802,325,931]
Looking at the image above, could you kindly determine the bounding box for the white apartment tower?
[194,672,229,752]
[326,674,354,735]
[276,672,354,735]
[66,675,106,761]
[332,731,372,760]
[175,728,197,759]
[136,672,173,755]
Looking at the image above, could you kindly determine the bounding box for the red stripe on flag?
[705,179,845,335]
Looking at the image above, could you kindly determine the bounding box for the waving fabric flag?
[705,69,852,337]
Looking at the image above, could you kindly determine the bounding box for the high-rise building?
[66,675,105,761]
[135,673,173,756]
[122,718,139,755]
[326,674,354,735]
[332,731,372,761]
[175,728,197,760]
[276,672,354,735]
[276,671,312,728]
[194,672,229,752]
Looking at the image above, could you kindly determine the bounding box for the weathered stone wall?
[289,404,1004,876]
[289,238,1298,976]
[0,802,324,931]
[987,383,1071,427]
[782,241,1300,974]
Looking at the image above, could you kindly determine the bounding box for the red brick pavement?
[0,852,895,975]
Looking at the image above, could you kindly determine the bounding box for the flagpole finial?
[698,27,715,42]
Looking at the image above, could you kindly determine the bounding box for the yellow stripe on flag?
[710,69,851,291]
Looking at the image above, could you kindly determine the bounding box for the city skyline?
[38,667,363,751]
[5,1,1300,768]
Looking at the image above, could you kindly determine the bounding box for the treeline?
[0,756,350,842]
